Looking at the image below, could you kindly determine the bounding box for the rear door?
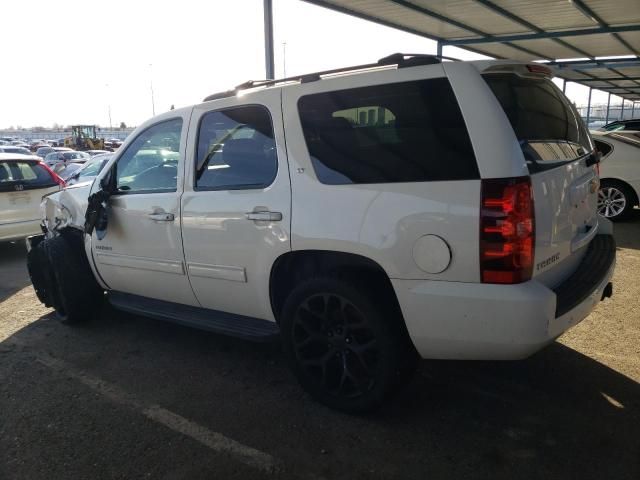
[483,70,599,286]
[0,159,60,239]
[181,90,291,321]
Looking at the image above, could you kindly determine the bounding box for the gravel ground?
[0,216,639,479]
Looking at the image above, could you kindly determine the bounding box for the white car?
[592,131,640,220]
[28,55,615,412]
[0,153,64,242]
[44,150,91,169]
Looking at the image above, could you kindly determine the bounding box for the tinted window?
[195,105,277,190]
[297,78,479,185]
[0,160,56,192]
[483,73,593,171]
[115,118,182,194]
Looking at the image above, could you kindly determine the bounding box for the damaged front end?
[29,181,94,247]
[26,182,100,311]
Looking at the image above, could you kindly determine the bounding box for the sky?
[0,0,630,129]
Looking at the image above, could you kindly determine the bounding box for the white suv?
[27,54,616,412]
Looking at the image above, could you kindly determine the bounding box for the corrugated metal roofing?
[303,0,640,101]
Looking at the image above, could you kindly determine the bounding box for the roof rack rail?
[202,53,455,102]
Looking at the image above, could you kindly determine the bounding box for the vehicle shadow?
[2,310,638,480]
[0,241,31,303]
[613,209,640,250]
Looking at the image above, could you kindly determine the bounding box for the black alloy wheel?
[281,277,412,412]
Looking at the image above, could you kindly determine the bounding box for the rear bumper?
[393,234,616,360]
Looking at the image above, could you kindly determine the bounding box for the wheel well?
[270,250,401,322]
[601,178,640,207]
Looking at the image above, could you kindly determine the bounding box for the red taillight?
[480,177,534,284]
[39,162,66,187]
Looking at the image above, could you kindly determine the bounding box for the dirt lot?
[1,217,639,479]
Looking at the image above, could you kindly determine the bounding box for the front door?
[181,91,291,321]
[91,114,199,307]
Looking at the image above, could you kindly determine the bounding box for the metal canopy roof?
[302,0,640,101]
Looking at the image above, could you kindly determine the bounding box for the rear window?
[0,160,56,192]
[483,73,593,172]
[298,77,479,185]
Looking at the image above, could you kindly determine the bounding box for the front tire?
[44,234,104,323]
[598,180,635,220]
[280,277,412,412]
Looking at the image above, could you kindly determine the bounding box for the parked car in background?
[593,130,640,220]
[30,141,49,152]
[0,153,64,242]
[598,119,640,132]
[0,146,32,156]
[64,153,112,185]
[104,138,123,150]
[44,150,90,168]
[36,146,73,160]
[29,56,616,412]
[85,149,110,156]
[55,163,84,182]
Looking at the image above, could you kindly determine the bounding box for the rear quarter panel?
[282,65,481,281]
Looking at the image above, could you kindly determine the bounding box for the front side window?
[297,78,479,185]
[115,118,182,194]
[195,105,277,190]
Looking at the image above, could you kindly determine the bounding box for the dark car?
[599,119,640,132]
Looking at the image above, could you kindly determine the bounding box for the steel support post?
[264,0,275,80]
[586,87,592,125]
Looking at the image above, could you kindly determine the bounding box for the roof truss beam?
[580,77,640,82]
[472,0,592,59]
[442,24,640,46]
[570,0,640,57]
[386,0,552,59]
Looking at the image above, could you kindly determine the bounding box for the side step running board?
[109,292,280,342]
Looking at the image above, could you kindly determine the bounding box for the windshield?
[78,155,111,179]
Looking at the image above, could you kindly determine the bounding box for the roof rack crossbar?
[203,53,453,102]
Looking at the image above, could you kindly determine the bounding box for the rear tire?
[598,180,636,221]
[44,234,104,324]
[280,276,414,413]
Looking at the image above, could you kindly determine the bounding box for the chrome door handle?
[245,211,282,222]
[148,212,175,222]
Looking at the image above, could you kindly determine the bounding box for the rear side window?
[195,105,277,191]
[298,78,479,185]
[0,161,57,192]
[483,73,593,172]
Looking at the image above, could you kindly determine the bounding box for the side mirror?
[586,149,601,167]
[99,166,115,192]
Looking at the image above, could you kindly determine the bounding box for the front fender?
[41,182,93,236]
